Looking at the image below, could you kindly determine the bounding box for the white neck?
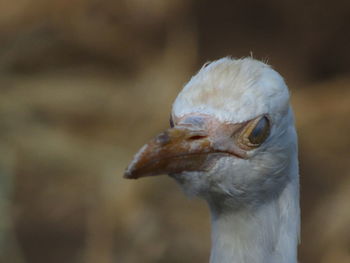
[209,175,299,263]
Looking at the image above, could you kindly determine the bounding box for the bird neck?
[208,176,299,263]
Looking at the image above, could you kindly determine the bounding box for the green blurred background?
[0,0,349,262]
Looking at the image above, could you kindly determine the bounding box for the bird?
[124,57,300,263]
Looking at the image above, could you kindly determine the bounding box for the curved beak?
[124,127,215,179]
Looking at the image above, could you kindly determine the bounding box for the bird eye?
[238,116,270,149]
[170,115,174,128]
[248,116,270,145]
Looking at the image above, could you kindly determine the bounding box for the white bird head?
[125,57,298,211]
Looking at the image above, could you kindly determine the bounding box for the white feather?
[173,57,290,124]
[171,57,300,263]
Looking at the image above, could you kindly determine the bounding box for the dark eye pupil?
[248,116,270,145]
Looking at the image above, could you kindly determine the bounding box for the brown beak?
[124,127,216,179]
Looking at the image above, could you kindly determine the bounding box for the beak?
[124,127,216,179]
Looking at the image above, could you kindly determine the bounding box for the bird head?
[124,57,297,209]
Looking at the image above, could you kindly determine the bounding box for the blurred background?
[0,0,349,262]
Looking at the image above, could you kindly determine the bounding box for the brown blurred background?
[0,0,349,262]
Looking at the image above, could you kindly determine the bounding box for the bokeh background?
[0,0,349,262]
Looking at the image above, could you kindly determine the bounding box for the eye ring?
[236,115,271,150]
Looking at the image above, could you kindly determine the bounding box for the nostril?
[188,135,207,140]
